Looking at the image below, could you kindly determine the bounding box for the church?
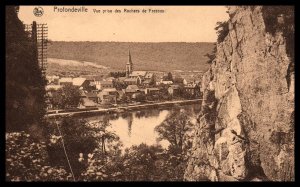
[123,50,155,86]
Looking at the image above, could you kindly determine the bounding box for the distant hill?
[46,58,110,77]
[47,41,216,72]
[48,58,109,69]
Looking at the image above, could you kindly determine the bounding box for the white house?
[59,77,73,86]
[161,80,173,85]
[46,84,62,91]
[72,77,87,87]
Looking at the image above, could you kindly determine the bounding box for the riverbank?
[46,99,202,119]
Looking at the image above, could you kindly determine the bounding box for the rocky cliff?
[184,6,294,181]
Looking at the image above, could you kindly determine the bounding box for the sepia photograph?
[5,5,294,181]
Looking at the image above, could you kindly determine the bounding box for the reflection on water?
[84,104,201,149]
[127,116,132,137]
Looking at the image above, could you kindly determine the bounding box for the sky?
[18,6,229,42]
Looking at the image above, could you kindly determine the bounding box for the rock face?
[184,6,294,181]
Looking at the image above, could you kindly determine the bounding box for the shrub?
[6,132,72,181]
[215,21,229,43]
[262,6,294,59]
[46,118,99,178]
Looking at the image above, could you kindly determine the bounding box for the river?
[82,103,201,150]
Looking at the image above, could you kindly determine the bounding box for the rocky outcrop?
[184,6,294,181]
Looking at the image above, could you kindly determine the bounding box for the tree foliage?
[6,132,72,181]
[173,77,184,84]
[7,113,196,181]
[262,6,294,60]
[86,120,120,154]
[167,72,173,81]
[49,85,80,109]
[215,21,229,43]
[46,118,99,177]
[162,72,174,82]
[121,144,166,181]
[205,45,217,64]
[110,71,126,78]
[6,6,46,132]
[155,111,193,152]
[114,81,127,90]
[133,92,146,102]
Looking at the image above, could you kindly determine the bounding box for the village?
[45,50,202,111]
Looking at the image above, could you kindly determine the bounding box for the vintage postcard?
[5,5,294,181]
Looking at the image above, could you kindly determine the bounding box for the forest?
[47,41,215,71]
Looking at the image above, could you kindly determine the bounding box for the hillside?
[47,41,215,72]
[46,58,110,77]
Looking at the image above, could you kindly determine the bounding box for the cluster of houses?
[46,51,201,109]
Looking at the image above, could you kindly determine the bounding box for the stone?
[184,5,294,181]
[217,87,242,125]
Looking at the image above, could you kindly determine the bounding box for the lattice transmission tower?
[24,21,48,76]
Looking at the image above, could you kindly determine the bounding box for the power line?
[55,120,76,181]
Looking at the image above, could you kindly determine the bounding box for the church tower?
[126,50,133,77]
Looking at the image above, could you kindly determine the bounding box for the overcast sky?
[18,6,228,42]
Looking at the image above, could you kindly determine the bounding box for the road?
[46,99,203,118]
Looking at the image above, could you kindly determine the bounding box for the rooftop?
[60,77,73,82]
[130,71,147,77]
[86,92,98,98]
[126,85,139,90]
[81,98,97,107]
[147,88,160,91]
[145,72,154,79]
[124,77,139,82]
[118,77,127,81]
[99,80,113,85]
[185,84,198,88]
[125,85,140,93]
[104,77,115,81]
[169,85,180,89]
[46,85,62,91]
[143,79,152,84]
[162,80,173,83]
[72,77,86,86]
[102,88,117,92]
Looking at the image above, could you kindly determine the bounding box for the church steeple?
[128,50,132,65]
[126,50,133,77]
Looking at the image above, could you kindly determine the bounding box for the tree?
[6,132,72,181]
[114,81,127,90]
[121,144,165,181]
[88,120,119,154]
[155,111,193,152]
[46,117,98,178]
[154,111,194,180]
[173,77,184,84]
[205,45,217,64]
[6,6,46,132]
[176,85,185,98]
[110,71,126,78]
[119,93,128,103]
[50,85,80,109]
[78,120,123,181]
[167,72,173,81]
[133,93,146,102]
[215,21,229,43]
[120,143,187,181]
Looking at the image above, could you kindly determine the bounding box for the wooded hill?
[48,41,215,72]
